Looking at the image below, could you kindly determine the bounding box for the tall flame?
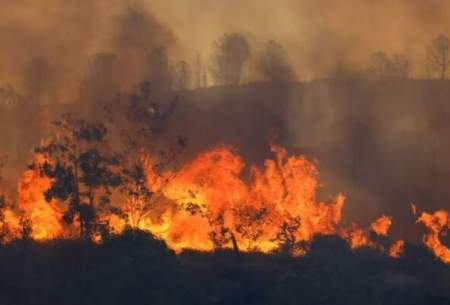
[17,154,64,240]
[134,145,345,253]
[417,210,450,264]
[1,144,448,264]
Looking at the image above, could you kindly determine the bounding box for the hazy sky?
[1,0,450,89]
[149,0,450,78]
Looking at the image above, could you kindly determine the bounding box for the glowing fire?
[388,240,405,258]
[339,215,395,251]
[17,154,64,240]
[371,215,392,236]
[141,145,346,253]
[1,144,449,264]
[417,210,450,264]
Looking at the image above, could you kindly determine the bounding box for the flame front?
[136,145,345,253]
[1,144,448,263]
[417,210,450,264]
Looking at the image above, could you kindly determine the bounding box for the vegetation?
[0,232,448,305]
[210,33,251,86]
[426,35,450,79]
[257,40,296,83]
[34,115,122,239]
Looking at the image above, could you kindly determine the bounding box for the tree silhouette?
[104,82,185,230]
[118,156,153,229]
[427,35,450,79]
[272,216,307,255]
[210,33,250,86]
[79,53,121,109]
[34,115,122,239]
[194,52,204,88]
[257,40,295,83]
[117,136,184,230]
[0,195,9,243]
[144,47,173,97]
[173,60,191,90]
[234,206,268,250]
[368,51,410,80]
[22,56,53,103]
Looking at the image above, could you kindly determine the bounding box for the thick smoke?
[0,0,449,243]
[1,0,450,88]
[0,0,177,98]
[150,0,450,79]
[0,0,176,187]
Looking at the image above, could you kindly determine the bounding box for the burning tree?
[272,216,306,255]
[117,137,184,231]
[102,81,185,232]
[118,156,153,229]
[34,115,122,239]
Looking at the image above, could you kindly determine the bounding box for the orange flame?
[2,208,21,241]
[340,215,392,250]
[371,215,392,236]
[135,145,346,253]
[388,240,405,258]
[417,210,450,264]
[410,203,417,216]
[4,143,449,263]
[17,154,64,240]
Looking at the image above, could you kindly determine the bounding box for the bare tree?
[35,115,122,239]
[144,47,173,96]
[368,51,389,80]
[22,56,53,102]
[331,61,364,80]
[389,54,410,79]
[194,52,202,88]
[173,60,191,90]
[368,51,410,80]
[210,33,250,86]
[80,53,121,105]
[257,40,295,83]
[427,35,450,79]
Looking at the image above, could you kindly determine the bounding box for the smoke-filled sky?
[151,0,450,78]
[1,0,450,94]
[1,0,450,242]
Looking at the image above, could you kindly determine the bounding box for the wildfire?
[417,210,450,264]
[370,215,392,236]
[141,145,346,253]
[339,215,394,251]
[388,240,405,258]
[1,144,448,264]
[17,154,64,240]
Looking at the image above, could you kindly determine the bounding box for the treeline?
[2,31,450,110]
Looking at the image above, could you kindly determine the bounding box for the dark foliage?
[34,115,122,239]
[0,232,448,305]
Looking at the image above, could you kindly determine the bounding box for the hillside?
[0,231,448,305]
[160,80,450,242]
